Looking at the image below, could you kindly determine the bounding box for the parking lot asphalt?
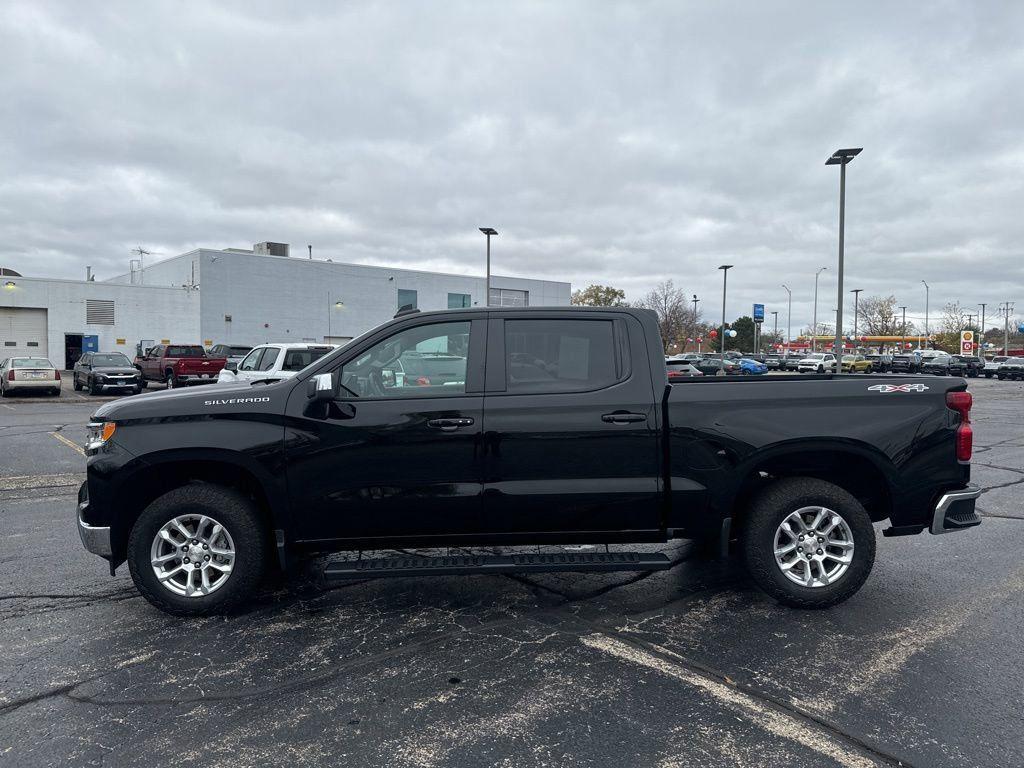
[1,376,1023,767]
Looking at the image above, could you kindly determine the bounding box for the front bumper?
[931,483,982,535]
[77,483,111,557]
[94,378,140,390]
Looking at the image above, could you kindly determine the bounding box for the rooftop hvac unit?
[253,242,290,257]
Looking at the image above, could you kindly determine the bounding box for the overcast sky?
[2,1,1022,332]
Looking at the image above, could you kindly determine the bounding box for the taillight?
[54,370,61,381]
[947,390,973,462]
[6,370,13,381]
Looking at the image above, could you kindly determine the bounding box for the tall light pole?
[781,284,792,352]
[826,148,862,358]
[812,266,828,352]
[898,305,907,352]
[850,288,863,347]
[771,311,779,349]
[921,280,930,342]
[718,265,733,355]
[479,228,498,306]
[692,294,700,351]
[979,303,987,359]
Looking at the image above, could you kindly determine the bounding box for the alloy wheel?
[773,506,854,588]
[150,514,235,597]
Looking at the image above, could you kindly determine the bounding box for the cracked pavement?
[1,378,1022,767]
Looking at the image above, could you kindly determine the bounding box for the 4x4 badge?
[868,383,930,393]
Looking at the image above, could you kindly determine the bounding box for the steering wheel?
[367,369,387,397]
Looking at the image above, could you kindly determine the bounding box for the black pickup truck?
[77,306,980,616]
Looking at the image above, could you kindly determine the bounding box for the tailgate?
[177,358,224,374]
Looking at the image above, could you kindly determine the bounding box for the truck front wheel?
[741,477,875,609]
[127,484,268,616]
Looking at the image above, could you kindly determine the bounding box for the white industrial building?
[0,243,571,368]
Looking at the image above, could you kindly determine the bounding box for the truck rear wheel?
[127,484,268,616]
[741,477,875,609]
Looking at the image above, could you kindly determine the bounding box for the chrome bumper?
[77,498,111,557]
[930,484,982,535]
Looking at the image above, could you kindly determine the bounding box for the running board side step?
[323,551,671,581]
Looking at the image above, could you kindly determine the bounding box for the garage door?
[0,307,48,360]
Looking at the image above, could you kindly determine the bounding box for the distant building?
[0,243,570,368]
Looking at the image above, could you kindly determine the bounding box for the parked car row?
[666,354,768,377]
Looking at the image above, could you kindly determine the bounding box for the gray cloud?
[1,0,1022,332]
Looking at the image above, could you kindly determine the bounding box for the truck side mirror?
[307,372,335,402]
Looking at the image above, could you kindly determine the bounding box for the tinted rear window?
[504,319,620,393]
[11,358,55,368]
[282,347,333,371]
[167,346,206,358]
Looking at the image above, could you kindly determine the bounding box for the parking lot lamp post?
[479,228,498,306]
[771,311,779,349]
[812,266,828,352]
[781,284,792,351]
[899,305,907,352]
[850,288,863,348]
[327,299,344,339]
[718,265,733,354]
[921,280,930,340]
[826,148,862,358]
[692,294,700,351]
[979,303,987,359]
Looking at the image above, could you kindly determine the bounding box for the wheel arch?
[109,449,286,567]
[725,440,896,535]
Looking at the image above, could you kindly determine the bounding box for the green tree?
[729,316,756,353]
[571,284,626,307]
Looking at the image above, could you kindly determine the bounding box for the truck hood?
[92,378,292,421]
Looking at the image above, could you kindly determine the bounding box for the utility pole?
[979,303,987,359]
[308,244,312,260]
[771,310,779,350]
[899,305,907,352]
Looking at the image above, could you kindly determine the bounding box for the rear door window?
[504,319,621,394]
[283,347,333,372]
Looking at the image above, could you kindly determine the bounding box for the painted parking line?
[580,633,881,768]
[50,431,85,456]
[0,473,83,491]
[0,403,14,410]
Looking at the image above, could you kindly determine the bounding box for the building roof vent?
[253,242,290,257]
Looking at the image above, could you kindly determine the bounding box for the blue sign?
[1018,322,1024,334]
[753,303,765,322]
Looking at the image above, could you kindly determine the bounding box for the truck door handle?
[427,417,475,432]
[601,412,647,424]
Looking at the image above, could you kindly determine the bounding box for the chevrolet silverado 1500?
[78,307,980,615]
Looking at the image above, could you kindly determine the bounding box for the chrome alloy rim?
[150,514,235,597]
[773,506,854,588]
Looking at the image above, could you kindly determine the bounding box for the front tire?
[127,484,268,616]
[73,375,82,391]
[741,477,875,609]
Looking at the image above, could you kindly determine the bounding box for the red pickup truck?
[134,344,226,389]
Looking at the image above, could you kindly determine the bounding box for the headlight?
[86,421,117,451]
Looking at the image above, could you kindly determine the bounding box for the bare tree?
[940,302,970,336]
[634,280,697,350]
[857,295,903,336]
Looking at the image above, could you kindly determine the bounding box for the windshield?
[11,358,55,368]
[92,354,131,366]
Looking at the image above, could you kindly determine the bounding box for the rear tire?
[127,484,268,616]
[741,477,875,609]
[166,369,178,389]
